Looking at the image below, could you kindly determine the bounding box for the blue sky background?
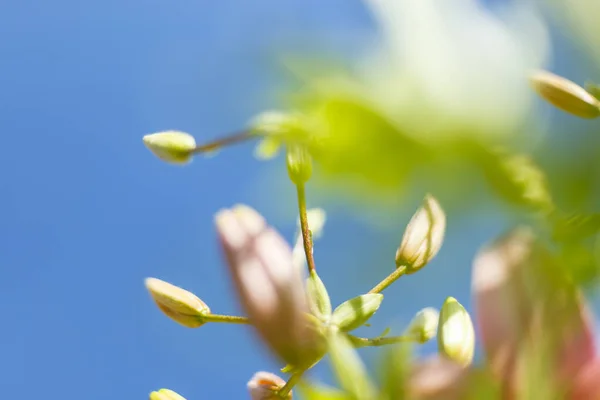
[1,0,599,398]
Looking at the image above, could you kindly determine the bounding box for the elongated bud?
[405,307,439,344]
[143,131,197,165]
[149,389,186,400]
[215,205,323,367]
[145,278,210,328]
[286,145,313,185]
[247,371,292,400]
[331,293,384,332]
[437,297,475,367]
[530,70,600,119]
[395,195,446,273]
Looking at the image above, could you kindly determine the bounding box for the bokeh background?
[1,0,599,398]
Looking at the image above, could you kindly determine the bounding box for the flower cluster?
[138,2,600,398]
[141,65,600,396]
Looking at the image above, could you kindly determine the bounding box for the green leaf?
[306,270,332,321]
[378,343,413,400]
[327,329,378,400]
[331,294,384,332]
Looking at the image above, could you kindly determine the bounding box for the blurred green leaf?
[327,329,378,400]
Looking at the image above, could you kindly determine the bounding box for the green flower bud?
[404,307,439,344]
[530,70,600,119]
[437,297,475,367]
[396,195,446,273]
[306,270,332,321]
[331,293,384,332]
[247,371,291,400]
[149,389,186,400]
[143,131,197,165]
[286,144,313,185]
[145,278,210,328]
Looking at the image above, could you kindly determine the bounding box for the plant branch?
[296,183,317,274]
[192,130,254,154]
[277,371,304,398]
[347,333,415,348]
[203,314,250,324]
[368,265,407,294]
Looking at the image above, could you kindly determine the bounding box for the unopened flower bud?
[286,145,313,185]
[405,307,439,344]
[149,389,186,400]
[395,194,446,273]
[437,297,475,367]
[143,131,197,165]
[331,293,384,332]
[216,204,322,367]
[145,278,210,328]
[247,371,291,400]
[530,70,600,119]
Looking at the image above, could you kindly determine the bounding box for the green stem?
[347,333,415,348]
[277,371,304,398]
[296,183,316,274]
[203,314,250,324]
[368,265,407,294]
[192,130,254,154]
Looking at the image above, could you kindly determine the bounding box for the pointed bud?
[286,145,313,185]
[145,278,210,328]
[530,70,600,119]
[247,371,291,400]
[405,307,439,344]
[149,389,186,400]
[143,131,197,165]
[215,205,323,367]
[437,297,475,367]
[331,293,384,332]
[395,195,446,273]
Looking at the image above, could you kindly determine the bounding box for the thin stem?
[296,183,316,274]
[368,265,407,294]
[203,314,250,324]
[277,371,304,398]
[191,130,254,154]
[347,333,415,348]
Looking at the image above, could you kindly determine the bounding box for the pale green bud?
[149,389,186,400]
[143,131,197,165]
[396,195,446,273]
[404,307,439,343]
[286,145,313,185]
[331,293,384,332]
[530,70,600,119]
[437,297,475,367]
[247,371,291,400]
[145,278,210,328]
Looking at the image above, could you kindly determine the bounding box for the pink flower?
[410,227,600,399]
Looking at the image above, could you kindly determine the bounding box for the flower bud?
[247,371,291,400]
[145,278,210,328]
[395,194,446,273]
[215,204,322,367]
[331,293,384,332]
[437,297,475,367]
[143,131,197,165]
[149,389,186,400]
[530,70,600,119]
[286,145,313,185]
[404,307,439,344]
